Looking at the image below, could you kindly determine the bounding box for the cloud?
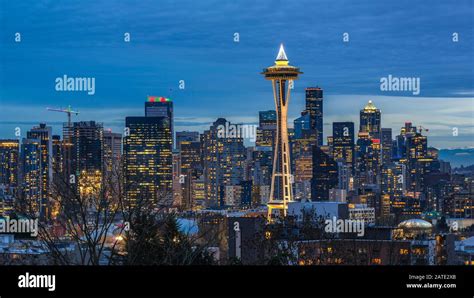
[1,94,472,149]
[1,0,472,150]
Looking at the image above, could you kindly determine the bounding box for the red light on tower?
[148,96,171,102]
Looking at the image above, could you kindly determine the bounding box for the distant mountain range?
[438,148,474,168]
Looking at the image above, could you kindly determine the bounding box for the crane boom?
[46,105,79,178]
[46,105,79,127]
[418,125,429,134]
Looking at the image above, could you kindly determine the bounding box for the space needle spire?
[261,44,302,221]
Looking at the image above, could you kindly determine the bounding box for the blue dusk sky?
[0,0,473,149]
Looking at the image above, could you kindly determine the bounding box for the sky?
[0,0,473,149]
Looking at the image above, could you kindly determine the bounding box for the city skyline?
[1,3,474,296]
[1,0,473,149]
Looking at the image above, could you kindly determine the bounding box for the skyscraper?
[50,135,63,217]
[251,147,273,186]
[0,140,19,189]
[262,44,302,219]
[146,96,174,147]
[355,132,372,188]
[258,110,277,128]
[180,140,202,210]
[381,162,406,212]
[145,96,173,118]
[381,128,393,166]
[201,118,245,208]
[291,137,313,200]
[124,116,172,206]
[26,123,53,219]
[180,141,202,180]
[103,130,122,190]
[356,136,382,188]
[332,122,355,172]
[311,146,338,201]
[360,100,381,139]
[256,110,276,148]
[293,113,310,140]
[103,131,121,166]
[368,139,382,184]
[68,121,104,198]
[69,121,103,175]
[394,122,417,160]
[305,87,323,146]
[176,131,199,150]
[51,135,62,174]
[404,130,430,192]
[20,138,42,216]
[294,155,312,200]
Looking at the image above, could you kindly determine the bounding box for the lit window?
[372,258,382,264]
[400,249,409,255]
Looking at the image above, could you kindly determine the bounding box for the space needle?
[262,44,302,220]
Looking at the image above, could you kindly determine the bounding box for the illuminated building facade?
[20,138,42,216]
[367,139,382,184]
[251,147,273,186]
[191,175,206,210]
[180,141,202,180]
[292,137,313,171]
[294,155,312,200]
[124,115,172,206]
[293,113,310,140]
[0,141,19,216]
[145,96,174,147]
[68,121,104,198]
[381,162,407,213]
[201,118,245,208]
[311,146,338,201]
[404,131,429,192]
[381,128,393,165]
[304,87,323,146]
[394,122,417,160]
[176,131,199,150]
[103,130,122,175]
[27,123,53,218]
[262,44,302,218]
[180,140,202,209]
[355,132,371,188]
[292,137,314,200]
[103,130,122,199]
[256,110,276,148]
[145,96,173,118]
[332,122,355,173]
[448,191,473,219]
[51,135,62,174]
[0,140,19,189]
[360,100,381,139]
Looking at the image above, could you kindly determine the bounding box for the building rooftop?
[276,44,288,62]
[363,100,378,111]
[397,218,433,230]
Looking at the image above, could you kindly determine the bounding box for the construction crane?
[46,105,79,127]
[46,105,79,178]
[418,125,429,134]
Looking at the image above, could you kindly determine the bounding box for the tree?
[124,212,216,265]
[10,156,215,266]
